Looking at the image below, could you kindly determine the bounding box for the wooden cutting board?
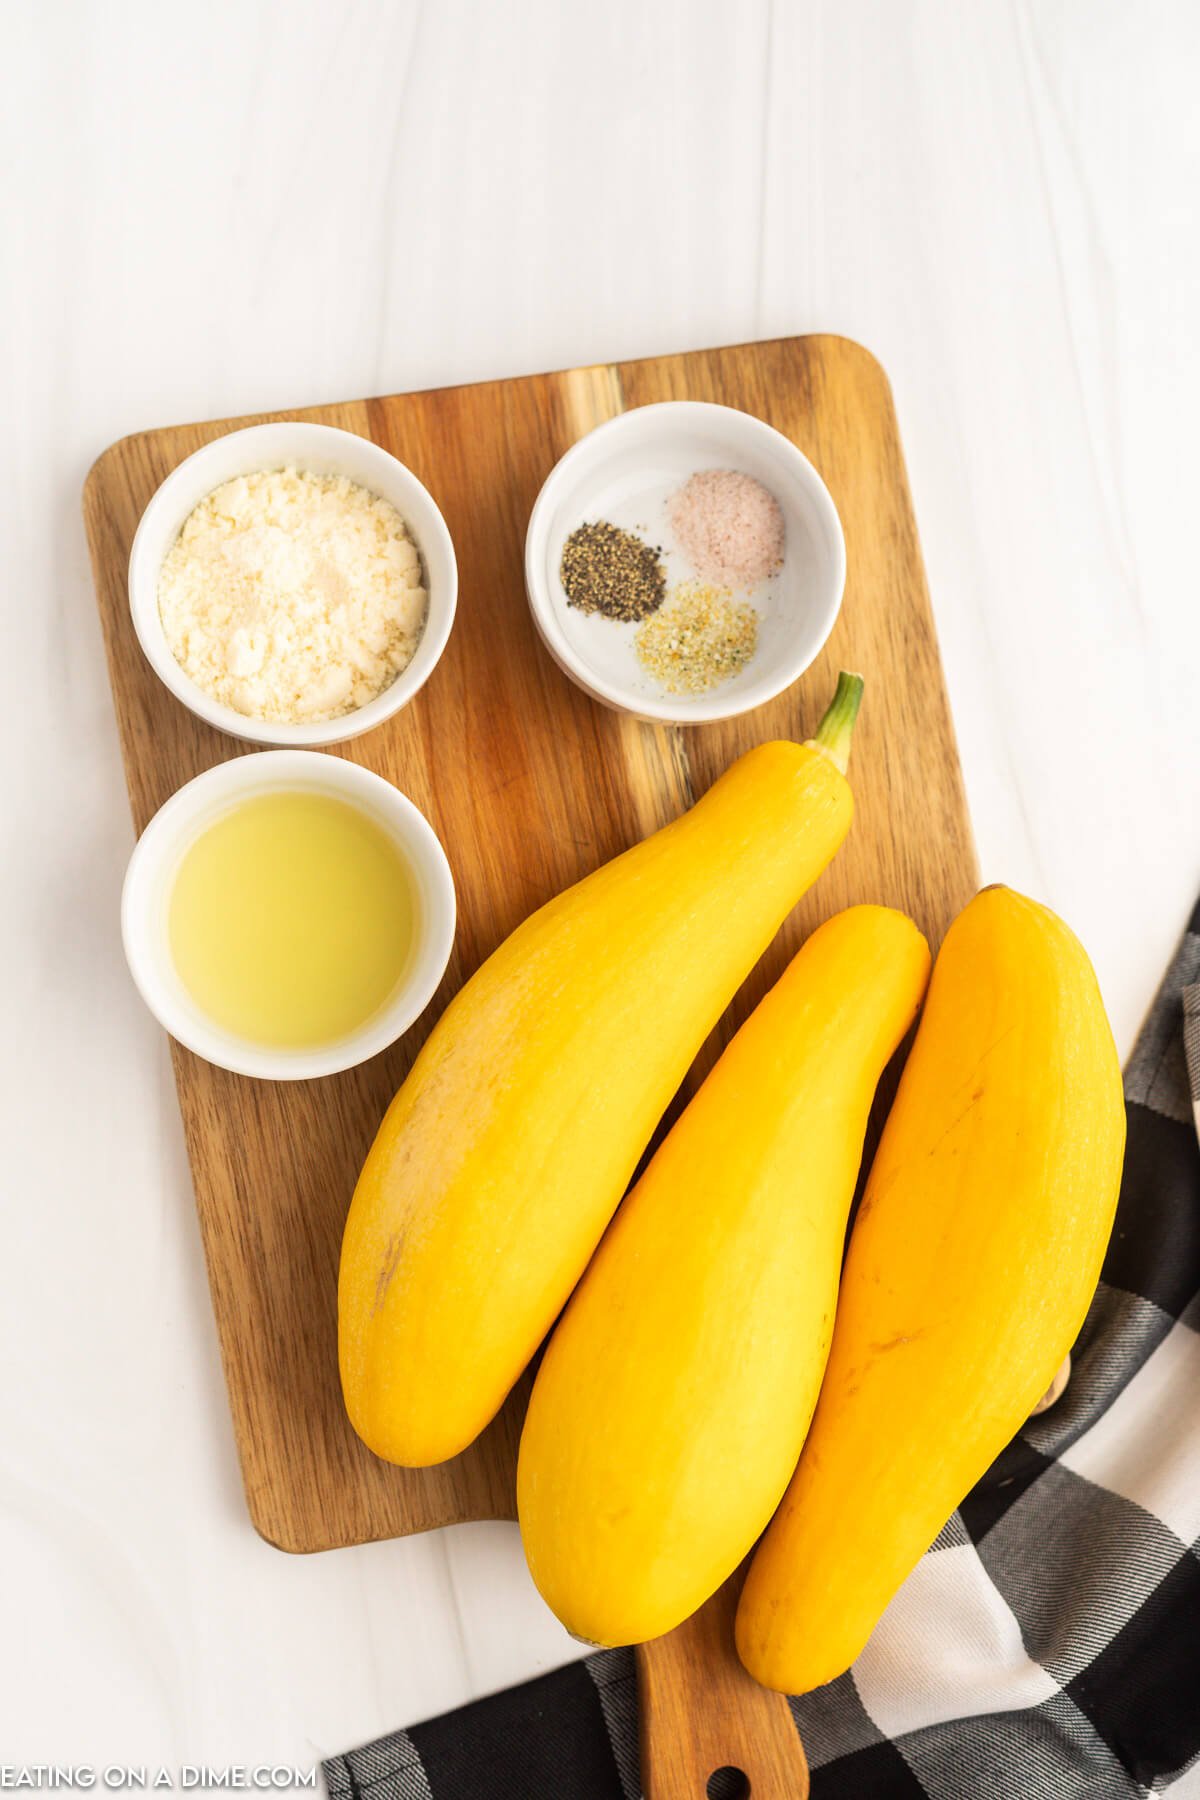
[84,335,977,1798]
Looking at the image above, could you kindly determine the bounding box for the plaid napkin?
[325,899,1200,1800]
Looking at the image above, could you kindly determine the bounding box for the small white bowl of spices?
[128,422,457,746]
[524,401,845,725]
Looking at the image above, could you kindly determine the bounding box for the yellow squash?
[339,675,863,1467]
[736,885,1126,1694]
[517,905,930,1646]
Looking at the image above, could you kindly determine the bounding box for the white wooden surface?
[2,0,1198,1771]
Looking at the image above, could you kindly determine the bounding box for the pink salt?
[668,469,785,590]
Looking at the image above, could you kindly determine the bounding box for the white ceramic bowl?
[128,421,458,746]
[122,751,456,1081]
[525,401,846,724]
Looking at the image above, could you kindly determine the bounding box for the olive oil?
[168,790,415,1049]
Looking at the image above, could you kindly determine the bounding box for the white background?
[3,0,1198,1773]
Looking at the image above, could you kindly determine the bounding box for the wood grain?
[637,1572,809,1798]
[84,335,976,1794]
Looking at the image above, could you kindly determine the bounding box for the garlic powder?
[157,466,428,724]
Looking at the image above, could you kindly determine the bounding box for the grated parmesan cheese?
[157,466,428,724]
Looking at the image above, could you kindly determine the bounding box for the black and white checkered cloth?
[325,899,1200,1800]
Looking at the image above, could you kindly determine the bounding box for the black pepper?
[560,521,666,623]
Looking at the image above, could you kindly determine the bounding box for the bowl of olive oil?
[122,753,456,1080]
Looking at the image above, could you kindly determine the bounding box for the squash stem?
[808,671,865,774]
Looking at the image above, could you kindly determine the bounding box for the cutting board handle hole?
[706,1769,750,1799]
